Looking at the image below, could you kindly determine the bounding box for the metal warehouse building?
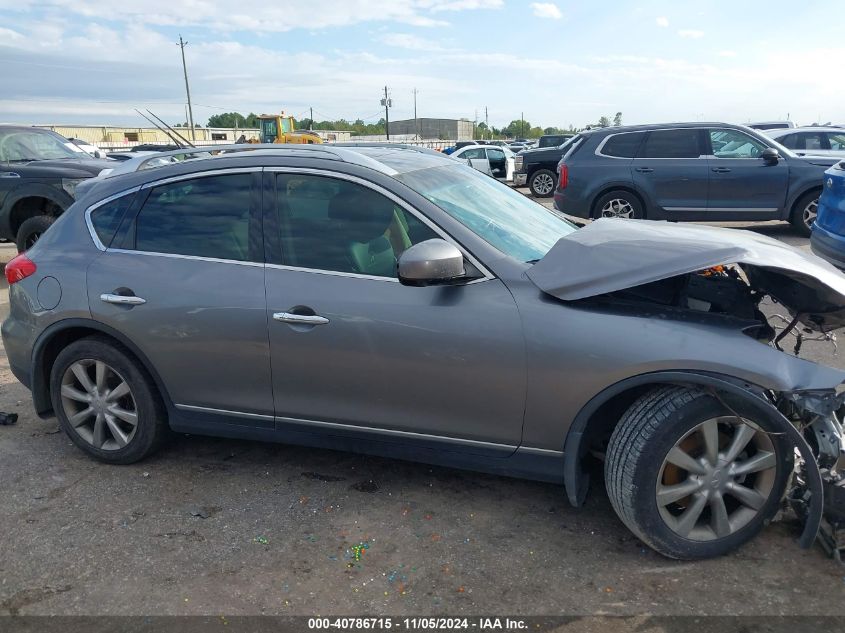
[387,118,474,140]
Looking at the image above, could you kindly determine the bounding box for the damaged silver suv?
[3,145,844,560]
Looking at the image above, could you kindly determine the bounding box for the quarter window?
[133,173,253,261]
[709,129,767,158]
[640,129,701,158]
[90,194,133,247]
[275,174,438,278]
[601,132,646,158]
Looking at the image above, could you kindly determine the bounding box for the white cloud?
[381,33,449,51]
[656,16,669,27]
[530,3,563,19]
[678,29,704,39]
[718,50,737,57]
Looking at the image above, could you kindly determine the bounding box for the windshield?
[0,129,78,161]
[395,164,576,263]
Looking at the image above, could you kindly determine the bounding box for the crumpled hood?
[526,218,845,330]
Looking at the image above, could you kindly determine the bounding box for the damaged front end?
[528,218,845,558]
[782,388,845,561]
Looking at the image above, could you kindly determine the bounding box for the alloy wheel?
[60,359,138,450]
[655,416,777,541]
[601,198,635,218]
[532,173,555,196]
[803,198,819,230]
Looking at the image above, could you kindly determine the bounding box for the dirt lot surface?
[1,215,844,618]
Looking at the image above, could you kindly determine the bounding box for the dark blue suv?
[810,160,845,268]
[554,123,837,236]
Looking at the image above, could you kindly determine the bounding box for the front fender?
[0,183,73,237]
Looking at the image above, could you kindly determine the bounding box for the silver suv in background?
[3,144,844,560]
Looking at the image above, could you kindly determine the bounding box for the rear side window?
[600,132,645,158]
[133,173,253,262]
[827,133,845,151]
[89,194,133,247]
[639,129,701,158]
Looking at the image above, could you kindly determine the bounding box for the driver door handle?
[273,312,329,325]
[100,293,146,306]
[0,172,20,178]
[634,167,654,173]
[711,167,732,173]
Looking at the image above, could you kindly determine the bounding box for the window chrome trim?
[106,248,264,267]
[84,186,142,251]
[264,166,495,282]
[138,166,263,189]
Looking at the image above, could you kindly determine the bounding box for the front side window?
[826,133,845,151]
[461,147,486,160]
[709,129,767,158]
[275,174,438,278]
[639,129,701,159]
[395,164,576,263]
[601,132,646,158]
[133,173,253,261]
[90,194,134,247]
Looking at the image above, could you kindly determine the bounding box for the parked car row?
[4,142,845,562]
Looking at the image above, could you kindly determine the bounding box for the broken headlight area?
[780,388,845,562]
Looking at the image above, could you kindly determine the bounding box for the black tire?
[528,169,557,197]
[16,215,56,252]
[605,386,792,560]
[50,336,167,464]
[789,190,820,237]
[592,190,644,219]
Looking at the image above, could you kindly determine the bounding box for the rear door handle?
[100,293,146,306]
[273,312,329,325]
[634,167,654,173]
[711,167,732,173]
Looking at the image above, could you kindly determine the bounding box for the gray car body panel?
[4,147,845,493]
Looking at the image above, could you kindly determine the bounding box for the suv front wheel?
[50,336,167,464]
[593,190,644,219]
[528,169,556,197]
[605,386,791,559]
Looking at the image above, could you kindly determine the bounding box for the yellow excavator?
[251,112,323,144]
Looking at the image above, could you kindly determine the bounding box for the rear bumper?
[554,191,590,219]
[810,225,845,269]
[1,316,34,389]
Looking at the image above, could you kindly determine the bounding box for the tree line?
[200,111,625,138]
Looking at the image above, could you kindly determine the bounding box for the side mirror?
[761,147,780,164]
[398,239,465,286]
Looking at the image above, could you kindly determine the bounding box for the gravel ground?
[0,214,844,618]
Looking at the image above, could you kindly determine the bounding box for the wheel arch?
[1,184,73,238]
[589,184,647,219]
[562,370,771,507]
[787,184,823,217]
[31,318,174,419]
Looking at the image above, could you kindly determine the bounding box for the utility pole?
[380,86,392,140]
[520,112,525,139]
[474,108,478,140]
[178,35,196,142]
[412,88,419,140]
[310,106,313,130]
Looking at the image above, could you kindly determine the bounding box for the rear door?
[705,128,789,219]
[486,147,509,180]
[630,128,709,218]
[460,147,492,176]
[86,169,275,424]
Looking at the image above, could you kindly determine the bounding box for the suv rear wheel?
[605,386,791,559]
[50,336,167,464]
[528,169,556,197]
[593,190,644,219]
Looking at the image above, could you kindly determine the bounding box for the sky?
[0,0,840,129]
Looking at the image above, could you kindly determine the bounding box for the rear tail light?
[559,163,569,189]
[5,253,37,284]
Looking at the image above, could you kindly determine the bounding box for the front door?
[705,128,789,219]
[86,170,274,423]
[630,128,709,218]
[263,170,526,452]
